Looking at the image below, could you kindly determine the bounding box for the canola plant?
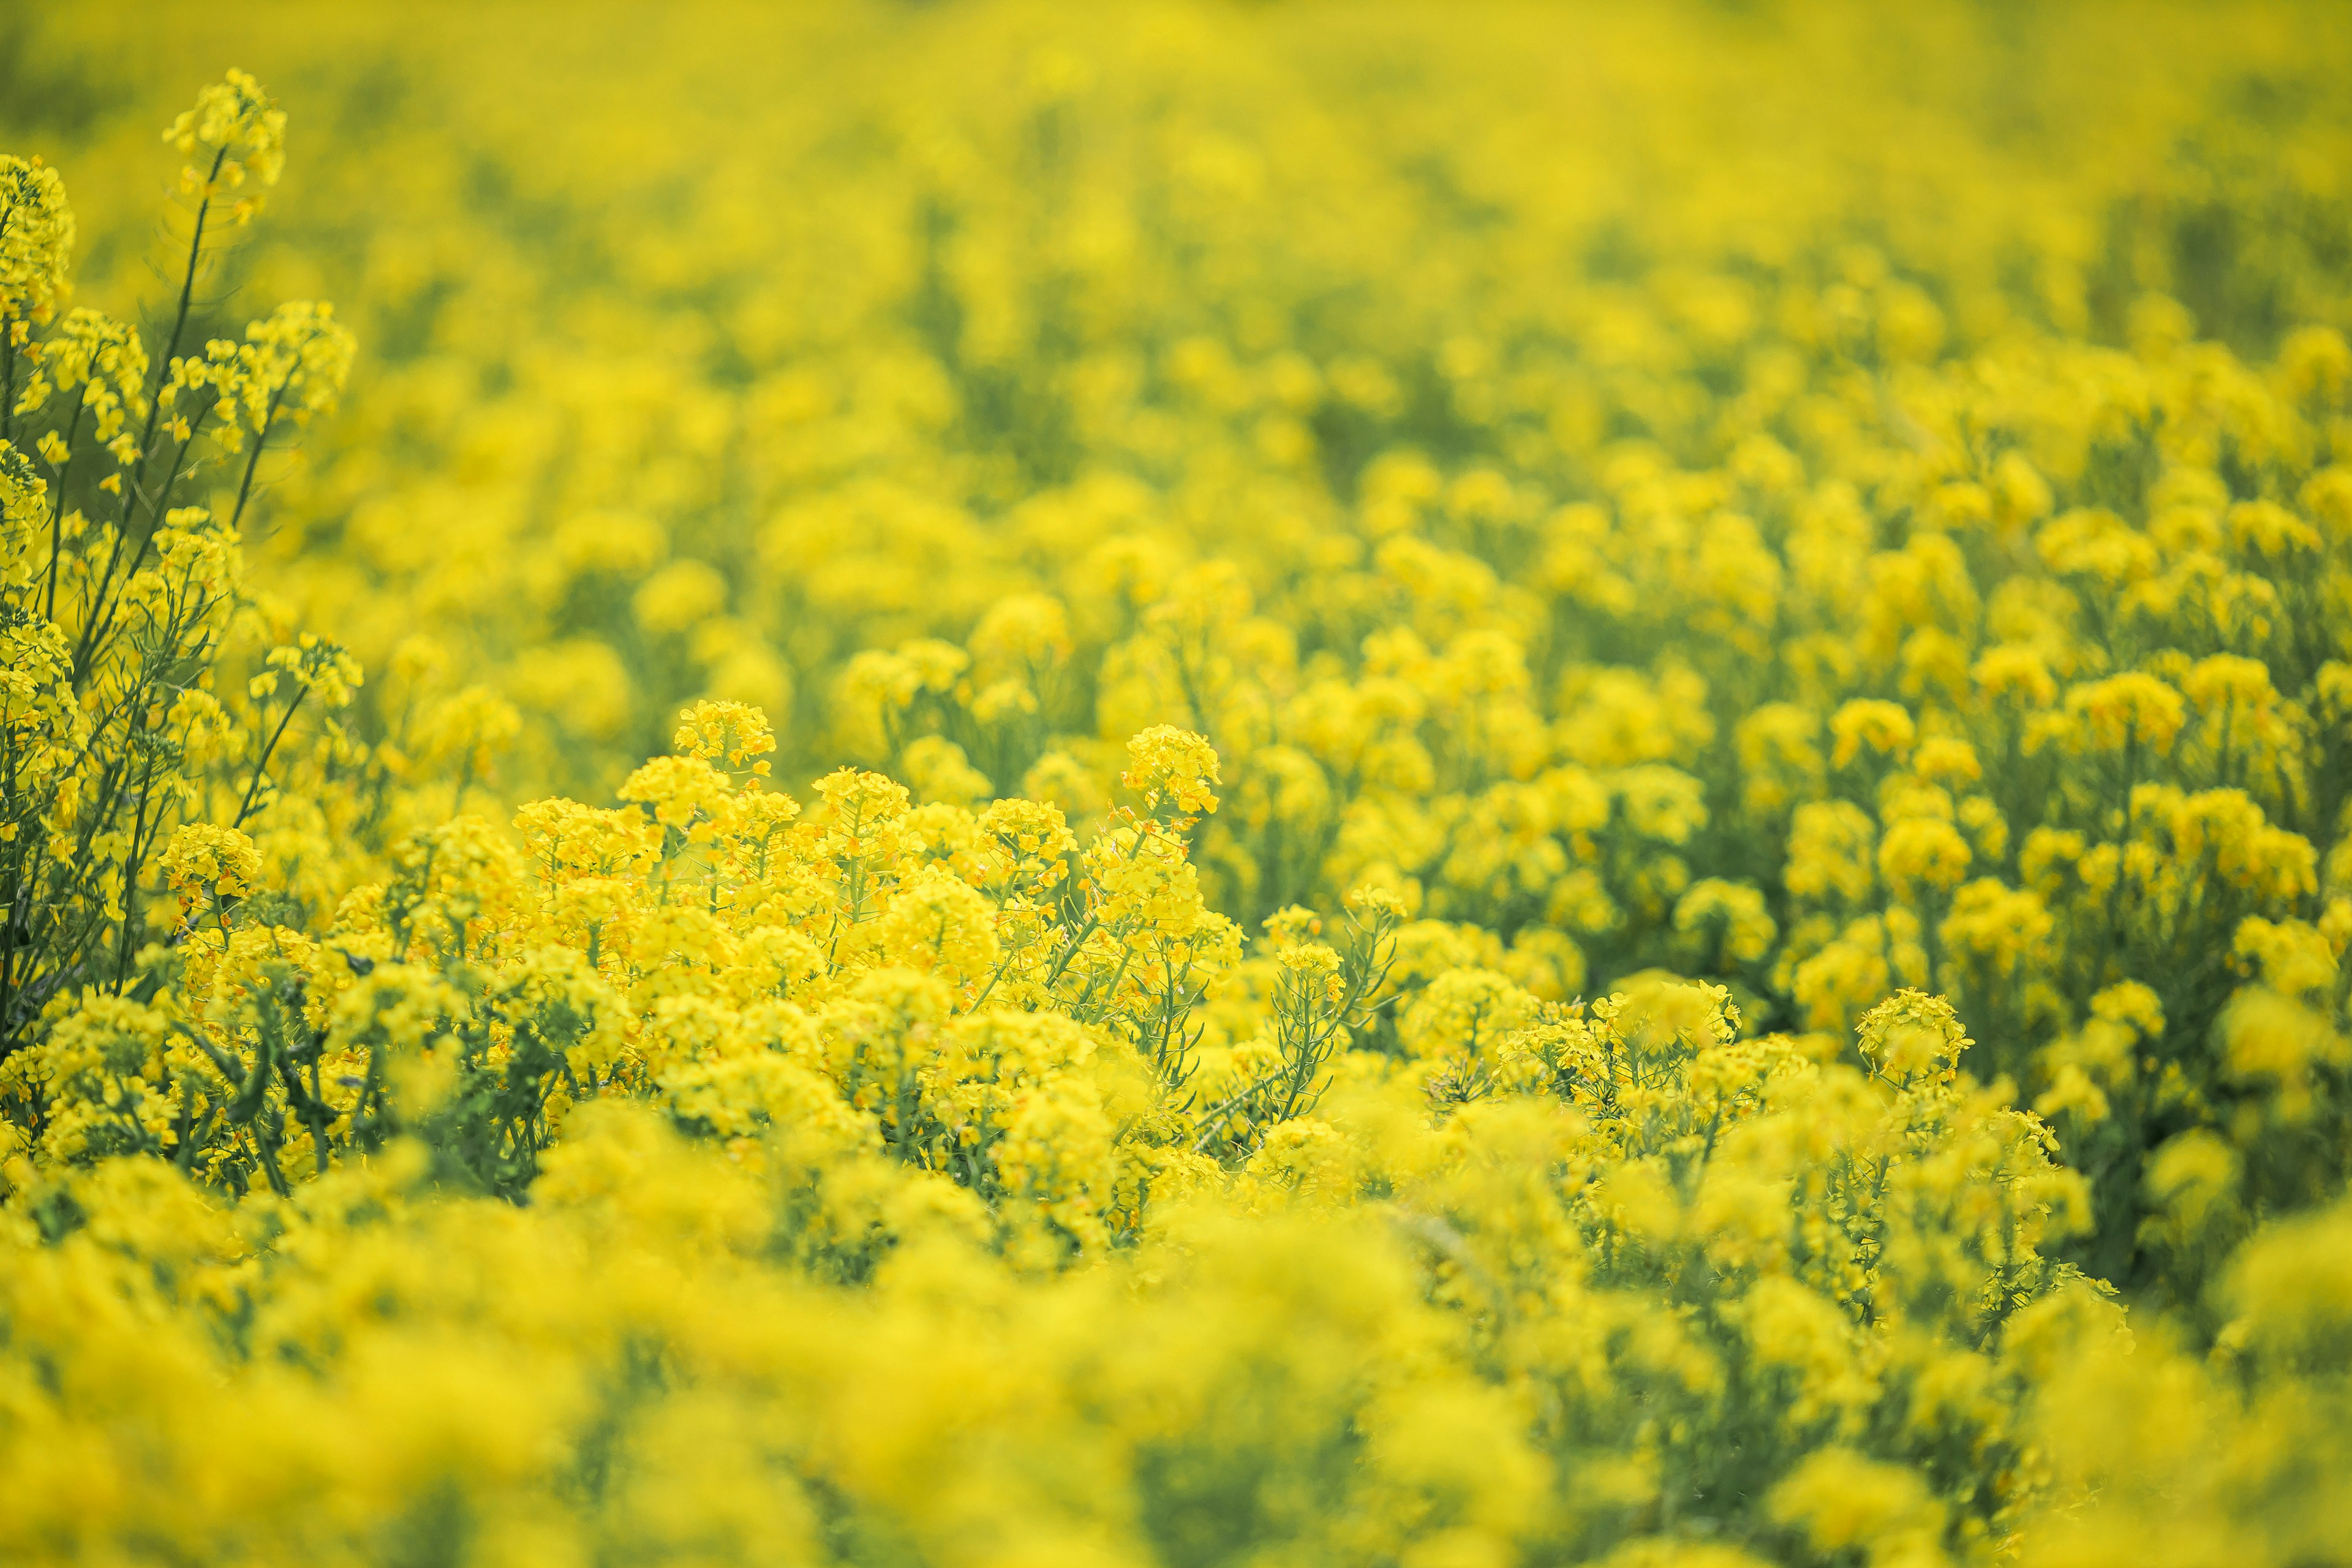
[2,3,2351,1564]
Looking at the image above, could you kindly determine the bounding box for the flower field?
[4,2,2351,1562]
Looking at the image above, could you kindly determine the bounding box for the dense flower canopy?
[2,5,2351,1565]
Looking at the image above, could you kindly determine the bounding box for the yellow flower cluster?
[160,64,285,221]
[3,6,2352,1564]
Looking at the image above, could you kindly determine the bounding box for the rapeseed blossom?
[3,7,2352,1564]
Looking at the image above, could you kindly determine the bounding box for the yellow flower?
[2065,673,2187,754]
[1121,724,1221,819]
[162,68,286,218]
[672,699,775,777]
[0,156,74,325]
[157,823,263,928]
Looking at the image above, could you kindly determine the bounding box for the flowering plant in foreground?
[2,16,2351,1564]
